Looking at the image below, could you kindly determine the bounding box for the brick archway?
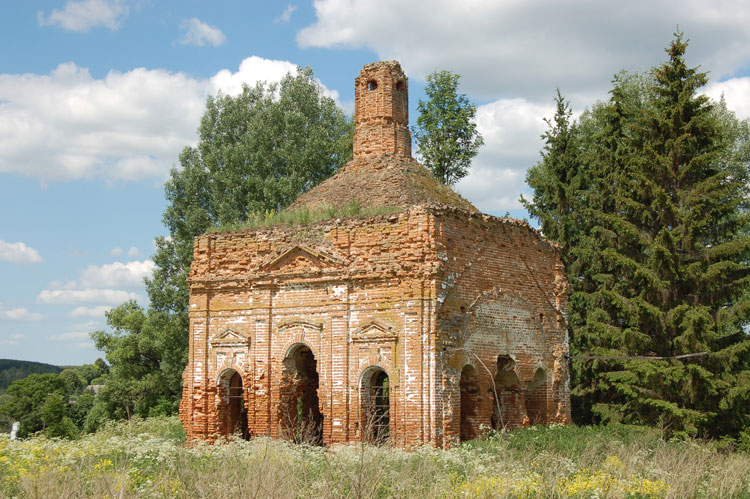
[217,368,248,439]
[459,364,481,441]
[278,342,323,444]
[359,365,391,444]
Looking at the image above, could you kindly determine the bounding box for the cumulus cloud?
[127,246,142,257]
[38,0,129,32]
[298,0,750,102]
[0,56,326,183]
[704,77,750,120]
[0,63,205,181]
[69,306,112,318]
[0,304,45,321]
[453,98,553,214]
[109,246,124,257]
[79,260,155,288]
[274,5,298,24]
[179,18,226,47]
[37,288,140,305]
[208,56,299,97]
[0,240,43,264]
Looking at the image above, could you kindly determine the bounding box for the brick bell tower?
[353,61,411,159]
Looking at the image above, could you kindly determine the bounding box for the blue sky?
[1,0,749,366]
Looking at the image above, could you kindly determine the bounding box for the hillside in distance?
[0,359,62,392]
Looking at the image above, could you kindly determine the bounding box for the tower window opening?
[367,80,378,91]
[395,80,404,91]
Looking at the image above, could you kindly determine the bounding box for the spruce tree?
[527,33,750,437]
[522,89,583,268]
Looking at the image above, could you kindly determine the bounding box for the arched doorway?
[491,355,524,429]
[459,365,481,441]
[219,369,248,439]
[361,367,390,444]
[279,344,323,444]
[526,367,548,424]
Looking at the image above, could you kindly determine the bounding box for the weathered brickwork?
[180,61,571,448]
[353,61,411,159]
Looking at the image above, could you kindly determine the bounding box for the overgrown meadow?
[2,417,749,498]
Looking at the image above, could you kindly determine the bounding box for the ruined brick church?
[179,61,571,447]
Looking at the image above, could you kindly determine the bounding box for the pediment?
[260,244,345,273]
[210,328,251,348]
[278,318,323,333]
[351,319,398,343]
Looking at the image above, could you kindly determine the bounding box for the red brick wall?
[180,207,572,448]
[353,61,411,159]
[432,208,571,445]
[181,208,444,446]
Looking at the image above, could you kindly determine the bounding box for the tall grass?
[1,417,749,498]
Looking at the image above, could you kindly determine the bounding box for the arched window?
[360,367,390,443]
[218,369,248,439]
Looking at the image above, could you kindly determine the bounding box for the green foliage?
[89,301,183,425]
[0,359,62,391]
[0,359,109,438]
[738,427,750,454]
[413,70,483,185]
[0,373,68,437]
[90,67,353,424]
[41,393,79,439]
[525,33,750,437]
[521,88,583,268]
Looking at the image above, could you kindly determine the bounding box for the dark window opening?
[363,368,390,444]
[367,79,378,91]
[280,344,324,445]
[459,365,481,441]
[223,370,249,439]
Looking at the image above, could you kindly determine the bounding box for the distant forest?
[0,359,62,393]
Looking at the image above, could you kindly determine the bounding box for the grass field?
[1,417,749,498]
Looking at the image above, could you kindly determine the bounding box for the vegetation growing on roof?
[207,200,401,234]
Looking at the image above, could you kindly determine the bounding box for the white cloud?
[109,246,124,257]
[453,98,553,214]
[38,0,129,32]
[0,304,45,321]
[298,0,750,102]
[0,333,24,346]
[67,247,88,257]
[127,246,142,257]
[0,56,324,183]
[704,77,750,120]
[69,306,112,318]
[275,5,298,24]
[37,288,140,305]
[0,63,205,182]
[79,259,155,288]
[69,320,100,330]
[50,331,91,341]
[0,240,43,264]
[179,18,226,47]
[208,56,299,97]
